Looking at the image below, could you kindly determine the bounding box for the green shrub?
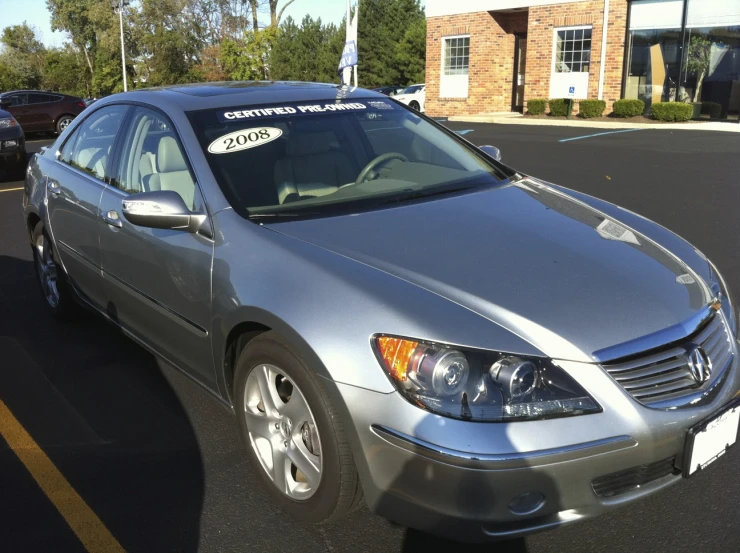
[612,99,645,118]
[548,98,570,117]
[527,99,546,115]
[650,102,693,122]
[701,101,722,119]
[578,99,606,118]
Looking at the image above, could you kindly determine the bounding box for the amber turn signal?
[375,336,419,381]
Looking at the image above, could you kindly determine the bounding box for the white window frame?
[440,34,470,99]
[549,25,592,98]
[552,25,592,74]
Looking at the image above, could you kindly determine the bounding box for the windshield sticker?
[208,127,282,154]
[368,100,393,110]
[218,102,368,122]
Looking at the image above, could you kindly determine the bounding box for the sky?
[0,0,407,48]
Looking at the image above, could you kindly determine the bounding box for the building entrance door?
[512,33,527,112]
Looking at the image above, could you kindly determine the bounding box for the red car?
[0,90,86,134]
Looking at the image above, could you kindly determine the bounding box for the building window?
[554,27,592,73]
[444,36,470,75]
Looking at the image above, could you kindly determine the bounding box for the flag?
[339,1,358,83]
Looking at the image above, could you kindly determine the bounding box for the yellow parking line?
[0,399,126,553]
[0,187,23,193]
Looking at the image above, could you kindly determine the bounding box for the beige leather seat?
[76,147,108,180]
[149,136,195,209]
[139,151,157,189]
[274,131,355,204]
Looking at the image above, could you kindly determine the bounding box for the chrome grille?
[603,314,734,406]
[592,457,677,498]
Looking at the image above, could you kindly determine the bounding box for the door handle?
[47,179,61,196]
[102,210,123,228]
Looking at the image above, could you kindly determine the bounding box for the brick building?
[425,0,740,118]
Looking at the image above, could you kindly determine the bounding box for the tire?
[234,331,363,523]
[56,115,74,135]
[409,100,420,111]
[31,221,80,320]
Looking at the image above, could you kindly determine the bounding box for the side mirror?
[0,99,11,110]
[122,190,210,236]
[479,145,502,162]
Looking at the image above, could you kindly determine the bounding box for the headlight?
[0,117,18,129]
[374,336,601,422]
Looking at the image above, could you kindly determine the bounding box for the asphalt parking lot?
[1,125,740,553]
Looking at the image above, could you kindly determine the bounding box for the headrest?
[286,131,338,157]
[157,136,188,173]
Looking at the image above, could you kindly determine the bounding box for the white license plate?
[684,402,740,477]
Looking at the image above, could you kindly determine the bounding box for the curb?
[446,115,740,133]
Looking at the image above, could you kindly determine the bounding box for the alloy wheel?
[35,233,60,309]
[244,364,322,500]
[58,117,72,132]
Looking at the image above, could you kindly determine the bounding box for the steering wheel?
[354,152,408,185]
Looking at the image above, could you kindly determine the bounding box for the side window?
[8,94,27,106]
[59,104,128,181]
[115,106,197,209]
[28,93,48,105]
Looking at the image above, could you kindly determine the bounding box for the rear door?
[28,93,57,131]
[98,105,216,388]
[47,104,130,309]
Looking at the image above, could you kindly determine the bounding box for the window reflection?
[681,26,740,119]
[625,29,682,108]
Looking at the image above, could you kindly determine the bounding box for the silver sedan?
[23,82,740,542]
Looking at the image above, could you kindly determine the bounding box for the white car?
[393,84,425,112]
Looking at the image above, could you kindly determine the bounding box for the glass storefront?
[625,0,740,119]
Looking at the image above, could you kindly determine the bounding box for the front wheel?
[56,115,74,134]
[31,221,79,320]
[234,332,363,522]
[409,100,420,111]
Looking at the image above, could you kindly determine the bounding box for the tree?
[394,17,425,84]
[221,26,277,80]
[133,0,202,86]
[357,0,425,87]
[42,45,90,96]
[268,15,343,83]
[686,35,713,103]
[0,23,46,90]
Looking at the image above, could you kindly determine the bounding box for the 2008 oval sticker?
[208,127,282,154]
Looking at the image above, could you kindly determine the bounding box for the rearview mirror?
[122,190,211,237]
[479,145,502,162]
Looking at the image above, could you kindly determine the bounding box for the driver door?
[98,106,217,388]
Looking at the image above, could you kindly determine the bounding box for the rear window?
[187,98,509,220]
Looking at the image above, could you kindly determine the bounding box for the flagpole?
[353,1,358,87]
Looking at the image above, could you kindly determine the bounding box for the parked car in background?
[0,98,26,179]
[393,84,425,112]
[0,91,86,134]
[372,86,405,96]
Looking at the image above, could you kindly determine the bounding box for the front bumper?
[327,345,740,542]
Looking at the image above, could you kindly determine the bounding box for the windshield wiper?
[381,184,479,205]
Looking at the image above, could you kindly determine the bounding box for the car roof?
[0,90,77,97]
[92,81,387,112]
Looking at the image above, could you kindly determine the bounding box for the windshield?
[400,85,423,95]
[188,97,510,219]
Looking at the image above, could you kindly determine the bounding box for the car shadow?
[0,254,205,552]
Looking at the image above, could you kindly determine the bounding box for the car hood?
[268,179,714,362]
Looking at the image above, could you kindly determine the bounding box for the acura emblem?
[685,344,712,384]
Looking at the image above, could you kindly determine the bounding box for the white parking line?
[558,129,643,143]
